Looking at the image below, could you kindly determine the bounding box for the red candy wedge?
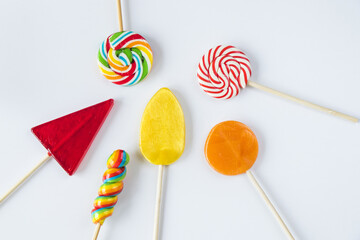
[31,99,114,175]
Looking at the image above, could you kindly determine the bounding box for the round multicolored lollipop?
[198,45,357,122]
[97,0,153,86]
[91,149,129,240]
[205,121,295,240]
[98,31,153,85]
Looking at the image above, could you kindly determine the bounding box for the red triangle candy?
[31,99,114,175]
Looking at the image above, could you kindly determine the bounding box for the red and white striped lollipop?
[197,45,358,122]
[198,45,251,99]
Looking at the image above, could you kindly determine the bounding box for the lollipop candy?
[0,99,114,204]
[98,31,153,85]
[92,149,129,240]
[98,0,153,86]
[205,121,295,240]
[140,88,185,240]
[198,45,357,122]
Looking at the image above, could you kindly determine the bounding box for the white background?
[0,0,359,239]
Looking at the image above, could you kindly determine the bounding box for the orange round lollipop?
[204,121,295,240]
[205,121,258,175]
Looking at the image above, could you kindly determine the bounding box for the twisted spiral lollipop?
[91,149,129,224]
[98,31,153,86]
[197,45,252,99]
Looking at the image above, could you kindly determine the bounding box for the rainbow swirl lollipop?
[98,31,153,86]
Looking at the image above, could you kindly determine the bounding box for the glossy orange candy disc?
[205,121,259,175]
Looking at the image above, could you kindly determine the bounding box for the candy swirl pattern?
[197,45,252,99]
[91,149,130,224]
[98,31,153,86]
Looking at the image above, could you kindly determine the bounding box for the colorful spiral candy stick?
[197,45,358,122]
[91,149,130,240]
[98,0,153,86]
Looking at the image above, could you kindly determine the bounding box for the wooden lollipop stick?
[116,0,124,32]
[246,170,295,240]
[248,81,358,123]
[92,223,102,240]
[153,165,164,240]
[0,154,52,204]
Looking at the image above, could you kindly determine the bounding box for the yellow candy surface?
[140,88,185,165]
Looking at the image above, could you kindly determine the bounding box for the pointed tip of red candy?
[31,99,114,175]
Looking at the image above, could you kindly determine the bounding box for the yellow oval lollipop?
[140,88,185,165]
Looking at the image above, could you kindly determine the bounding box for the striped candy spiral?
[197,45,252,99]
[98,31,153,86]
[91,149,130,224]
